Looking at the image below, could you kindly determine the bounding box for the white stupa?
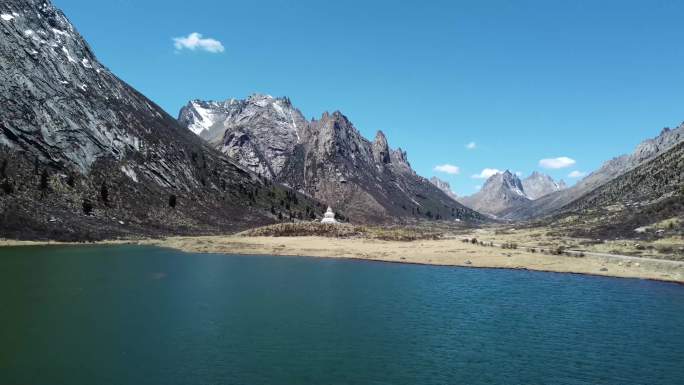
[320,207,338,224]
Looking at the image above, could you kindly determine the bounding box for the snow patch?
[511,186,526,197]
[253,94,274,107]
[187,102,215,136]
[81,58,92,68]
[291,110,300,142]
[120,165,138,183]
[61,46,76,63]
[52,28,69,37]
[1,14,15,21]
[272,101,285,116]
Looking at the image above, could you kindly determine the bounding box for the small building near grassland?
[320,207,338,224]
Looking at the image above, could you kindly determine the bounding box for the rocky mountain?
[429,177,458,201]
[549,140,684,238]
[521,172,566,200]
[459,171,531,217]
[0,0,319,240]
[504,123,684,220]
[179,95,484,223]
[179,95,308,180]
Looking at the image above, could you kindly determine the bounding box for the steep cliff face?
[505,123,684,220]
[459,171,531,217]
[0,0,315,240]
[180,97,484,223]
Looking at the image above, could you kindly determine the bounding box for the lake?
[1,245,683,385]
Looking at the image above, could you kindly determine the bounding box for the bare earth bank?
[1,236,682,283]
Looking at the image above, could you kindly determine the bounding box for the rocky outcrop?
[180,97,485,223]
[372,131,391,165]
[429,177,458,202]
[459,171,531,217]
[0,0,318,240]
[179,95,307,180]
[522,172,566,200]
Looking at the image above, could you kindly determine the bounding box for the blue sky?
[55,0,683,195]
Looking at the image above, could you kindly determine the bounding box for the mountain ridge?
[179,95,485,223]
[503,123,684,220]
[0,0,322,240]
[459,170,531,217]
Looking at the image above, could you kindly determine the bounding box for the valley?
[0,0,682,269]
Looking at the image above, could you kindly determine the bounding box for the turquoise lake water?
[1,245,683,385]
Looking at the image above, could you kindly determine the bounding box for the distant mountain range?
[522,172,566,200]
[459,171,531,217]
[549,136,684,238]
[457,124,683,225]
[503,124,684,221]
[458,171,566,217]
[179,95,483,223]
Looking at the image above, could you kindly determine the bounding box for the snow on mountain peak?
[185,100,218,136]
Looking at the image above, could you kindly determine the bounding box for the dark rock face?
[0,0,315,240]
[180,96,484,223]
[459,170,531,217]
[504,123,684,220]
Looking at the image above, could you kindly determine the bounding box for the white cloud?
[434,164,461,175]
[466,141,476,150]
[475,185,482,190]
[173,32,225,53]
[515,171,523,177]
[539,156,576,169]
[568,170,587,178]
[472,168,502,179]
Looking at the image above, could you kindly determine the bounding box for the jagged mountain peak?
[319,110,350,124]
[372,131,390,164]
[483,170,526,196]
[178,94,307,147]
[179,95,484,223]
[522,171,566,200]
[390,148,411,168]
[459,170,529,217]
[429,177,458,201]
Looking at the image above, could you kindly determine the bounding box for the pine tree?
[82,199,93,215]
[100,182,109,205]
[66,173,75,188]
[39,169,49,191]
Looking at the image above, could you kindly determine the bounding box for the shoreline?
[4,236,681,284]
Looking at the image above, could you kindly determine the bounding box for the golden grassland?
[2,222,683,283]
